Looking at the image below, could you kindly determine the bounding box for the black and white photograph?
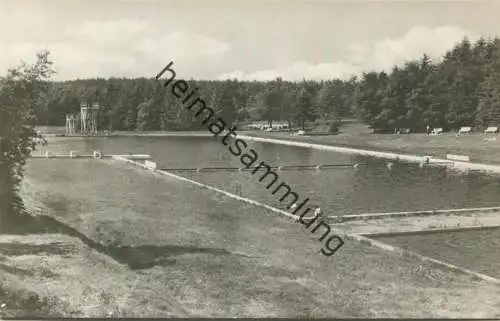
[1,0,500,318]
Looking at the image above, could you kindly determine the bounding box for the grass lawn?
[242,123,500,165]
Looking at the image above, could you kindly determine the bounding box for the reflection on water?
[35,135,500,215]
[373,229,500,278]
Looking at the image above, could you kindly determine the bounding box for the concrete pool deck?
[335,209,500,236]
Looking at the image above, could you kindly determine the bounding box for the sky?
[0,0,499,81]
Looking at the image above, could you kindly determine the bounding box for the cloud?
[218,25,480,81]
[218,62,362,82]
[134,31,231,63]
[359,25,480,71]
[0,19,231,80]
[0,20,480,82]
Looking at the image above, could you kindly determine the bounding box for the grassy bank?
[241,123,500,165]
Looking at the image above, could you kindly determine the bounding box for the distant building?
[80,102,100,135]
[65,114,77,136]
[247,121,289,131]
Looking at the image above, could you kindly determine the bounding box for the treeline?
[37,36,500,133]
[357,37,500,132]
[38,76,356,131]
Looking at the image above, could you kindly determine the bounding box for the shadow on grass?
[0,210,234,270]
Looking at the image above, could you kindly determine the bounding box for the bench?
[291,130,305,136]
[485,127,499,133]
[430,128,443,135]
[458,126,472,134]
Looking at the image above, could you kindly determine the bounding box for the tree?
[245,92,267,121]
[355,71,389,129]
[211,81,238,126]
[475,38,500,127]
[0,50,55,227]
[292,86,314,130]
[262,78,284,126]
